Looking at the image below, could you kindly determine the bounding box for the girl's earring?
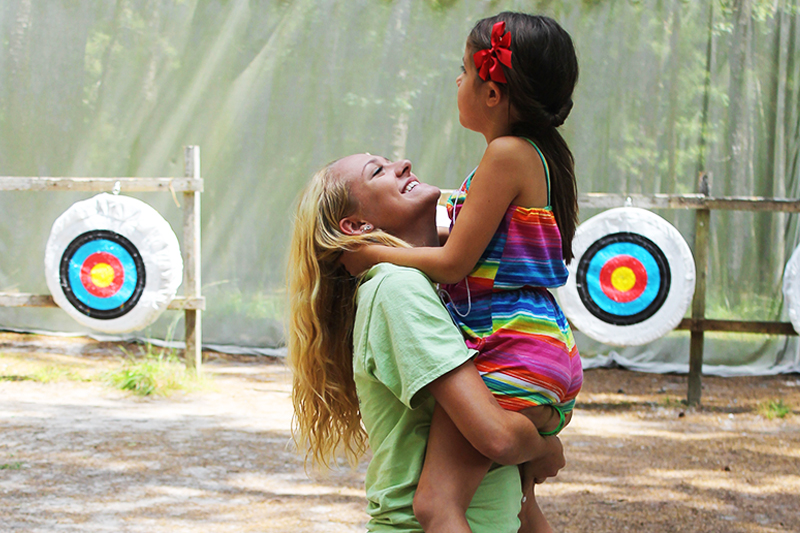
[362,224,373,232]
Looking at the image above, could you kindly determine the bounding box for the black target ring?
[59,230,146,319]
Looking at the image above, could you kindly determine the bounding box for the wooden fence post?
[183,146,202,370]
[688,172,710,406]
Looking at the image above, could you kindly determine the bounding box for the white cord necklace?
[438,199,472,318]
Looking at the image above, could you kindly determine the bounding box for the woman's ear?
[339,216,373,235]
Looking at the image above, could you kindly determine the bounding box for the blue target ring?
[67,240,138,311]
[576,232,670,326]
[59,230,146,319]
[585,242,661,316]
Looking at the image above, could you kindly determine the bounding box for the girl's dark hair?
[468,12,579,263]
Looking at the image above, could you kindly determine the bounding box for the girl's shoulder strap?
[463,166,478,192]
[521,138,551,207]
[446,167,477,216]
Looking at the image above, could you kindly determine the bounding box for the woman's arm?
[426,359,564,475]
[360,138,542,283]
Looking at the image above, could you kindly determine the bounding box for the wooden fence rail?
[3,167,794,390]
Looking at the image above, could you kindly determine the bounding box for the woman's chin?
[413,182,441,203]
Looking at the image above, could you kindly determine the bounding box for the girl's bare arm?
[427,359,564,474]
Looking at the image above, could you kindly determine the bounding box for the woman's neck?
[394,211,440,249]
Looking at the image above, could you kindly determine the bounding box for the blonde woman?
[287,153,564,532]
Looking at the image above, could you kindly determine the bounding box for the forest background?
[0,0,799,373]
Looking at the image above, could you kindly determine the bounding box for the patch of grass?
[758,399,792,420]
[31,365,87,383]
[104,342,209,397]
[0,366,88,383]
[0,462,23,470]
[661,397,686,408]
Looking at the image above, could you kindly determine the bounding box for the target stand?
[0,146,204,369]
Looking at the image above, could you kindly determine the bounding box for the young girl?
[350,12,582,533]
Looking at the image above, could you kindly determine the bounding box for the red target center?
[80,252,124,298]
[599,255,647,302]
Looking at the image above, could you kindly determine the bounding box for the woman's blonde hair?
[286,161,409,468]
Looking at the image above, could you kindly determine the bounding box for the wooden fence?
[2,160,795,393]
[0,146,205,369]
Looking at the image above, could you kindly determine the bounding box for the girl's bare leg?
[517,480,552,533]
[516,407,572,533]
[413,403,493,533]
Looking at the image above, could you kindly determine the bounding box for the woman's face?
[333,153,440,240]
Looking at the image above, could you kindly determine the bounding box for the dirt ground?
[1,332,799,533]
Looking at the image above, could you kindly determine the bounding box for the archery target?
[45,194,183,333]
[782,246,800,334]
[557,207,696,346]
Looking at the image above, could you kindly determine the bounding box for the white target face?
[782,246,800,334]
[557,207,696,346]
[44,194,183,333]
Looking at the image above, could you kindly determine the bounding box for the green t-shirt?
[353,263,523,533]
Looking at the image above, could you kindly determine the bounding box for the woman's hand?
[340,245,385,276]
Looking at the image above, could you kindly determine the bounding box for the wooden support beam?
[0,177,203,192]
[183,146,203,370]
[0,293,205,310]
[703,197,800,213]
[579,192,707,210]
[0,293,56,307]
[576,193,800,212]
[677,318,796,336]
[687,174,710,407]
[168,297,206,311]
[441,189,800,213]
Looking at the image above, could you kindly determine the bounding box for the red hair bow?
[473,21,513,83]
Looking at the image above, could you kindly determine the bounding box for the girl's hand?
[524,436,564,482]
[340,245,385,276]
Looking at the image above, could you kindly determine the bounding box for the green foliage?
[210,287,286,322]
[203,286,286,347]
[425,0,459,11]
[31,366,87,383]
[0,462,23,470]
[0,365,87,383]
[661,396,686,408]
[758,399,792,420]
[1,0,799,355]
[0,375,35,382]
[104,342,208,397]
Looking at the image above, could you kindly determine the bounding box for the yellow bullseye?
[610,266,636,292]
[90,263,115,288]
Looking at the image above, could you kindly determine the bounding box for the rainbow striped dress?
[443,140,582,412]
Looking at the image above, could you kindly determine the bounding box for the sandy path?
[1,336,799,532]
[1,361,367,532]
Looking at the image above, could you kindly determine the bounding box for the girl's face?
[456,44,484,132]
[333,154,440,240]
